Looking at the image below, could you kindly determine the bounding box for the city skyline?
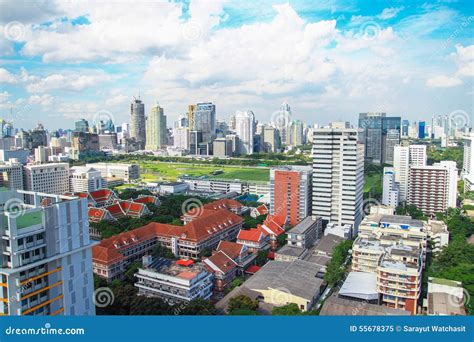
[0,0,472,130]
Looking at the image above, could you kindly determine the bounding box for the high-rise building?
[187,104,197,130]
[383,129,399,165]
[407,161,458,215]
[235,110,255,155]
[382,167,399,207]
[193,102,216,142]
[463,131,474,177]
[173,127,190,150]
[312,122,364,231]
[213,138,233,157]
[23,163,70,196]
[276,102,291,145]
[0,190,95,315]
[418,121,426,139]
[262,126,280,153]
[145,102,167,150]
[0,160,23,190]
[289,120,304,147]
[270,166,312,226]
[70,132,100,160]
[189,131,203,155]
[358,113,401,165]
[393,145,427,202]
[402,120,409,138]
[75,119,89,133]
[129,97,146,149]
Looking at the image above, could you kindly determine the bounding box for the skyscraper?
[75,119,89,133]
[463,131,474,177]
[358,113,401,165]
[312,122,364,231]
[235,110,255,155]
[276,101,291,146]
[193,102,216,142]
[382,167,399,207]
[393,144,427,202]
[289,120,304,147]
[262,126,280,153]
[270,166,312,226]
[418,121,426,139]
[129,97,146,149]
[402,120,409,138]
[145,102,167,150]
[0,190,95,315]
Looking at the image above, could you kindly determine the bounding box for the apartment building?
[312,122,364,231]
[407,161,458,215]
[286,216,322,249]
[93,209,243,281]
[382,167,399,207]
[0,190,95,316]
[269,166,312,226]
[69,166,107,193]
[23,163,70,196]
[135,257,213,304]
[0,160,23,190]
[393,145,427,202]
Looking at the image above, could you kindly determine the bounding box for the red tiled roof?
[88,208,109,222]
[134,196,159,205]
[245,265,261,274]
[93,208,243,265]
[92,245,124,264]
[261,214,286,236]
[256,205,268,216]
[203,251,237,274]
[237,228,267,243]
[216,240,245,260]
[183,199,243,218]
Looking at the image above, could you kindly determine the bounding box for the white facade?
[0,160,23,190]
[23,163,70,195]
[312,123,364,231]
[235,110,255,155]
[69,166,106,192]
[0,190,95,316]
[409,145,427,167]
[393,145,427,203]
[463,132,474,177]
[382,167,399,207]
[85,163,140,182]
[172,127,190,150]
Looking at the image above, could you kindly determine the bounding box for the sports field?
[139,162,270,182]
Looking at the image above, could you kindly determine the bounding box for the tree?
[395,204,427,220]
[152,244,176,259]
[228,295,259,313]
[130,296,174,315]
[272,303,302,315]
[124,261,141,284]
[256,249,268,266]
[324,239,353,287]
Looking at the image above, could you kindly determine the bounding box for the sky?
[0,0,473,130]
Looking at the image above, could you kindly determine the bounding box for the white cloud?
[25,70,114,93]
[0,68,17,83]
[378,7,404,20]
[426,75,462,88]
[28,94,54,106]
[453,44,474,77]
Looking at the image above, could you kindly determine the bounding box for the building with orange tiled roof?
[215,240,257,275]
[92,209,243,281]
[250,204,268,218]
[181,198,244,223]
[203,251,237,291]
[236,227,270,251]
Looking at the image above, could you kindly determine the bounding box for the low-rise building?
[203,251,238,292]
[159,182,189,195]
[135,257,213,304]
[286,216,322,249]
[69,166,106,192]
[236,228,269,251]
[215,240,256,274]
[426,277,466,315]
[85,163,140,182]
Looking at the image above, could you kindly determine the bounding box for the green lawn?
[139,162,270,183]
[364,173,382,198]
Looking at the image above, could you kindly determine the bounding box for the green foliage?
[153,244,176,260]
[256,249,268,266]
[242,214,265,229]
[118,189,152,200]
[225,277,244,294]
[277,233,287,247]
[199,248,212,258]
[324,239,353,286]
[228,309,260,315]
[395,204,427,220]
[228,295,259,314]
[272,303,302,315]
[178,298,217,315]
[124,261,141,283]
[427,146,463,170]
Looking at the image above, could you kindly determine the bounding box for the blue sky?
[0,0,473,130]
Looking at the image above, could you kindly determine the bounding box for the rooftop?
[142,257,206,279]
[339,272,378,301]
[313,234,345,255]
[275,245,306,258]
[428,292,466,315]
[244,259,324,301]
[320,294,410,316]
[287,216,320,235]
